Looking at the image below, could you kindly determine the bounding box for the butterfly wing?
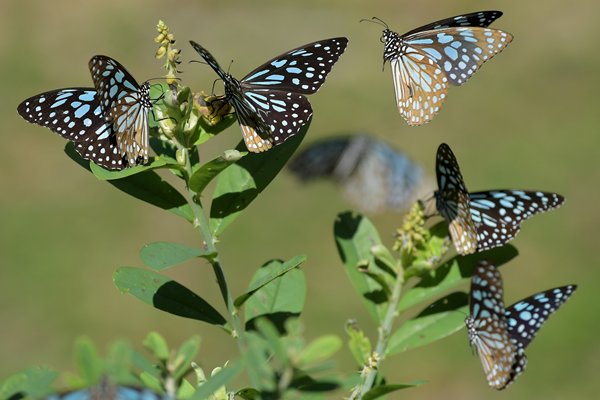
[435,143,478,254]
[89,55,151,166]
[390,49,448,125]
[17,88,127,170]
[505,285,577,349]
[469,190,565,251]
[402,10,504,36]
[189,40,230,81]
[241,37,348,94]
[403,27,512,87]
[467,260,517,390]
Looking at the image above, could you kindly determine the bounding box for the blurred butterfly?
[434,143,565,254]
[366,10,512,125]
[17,55,152,170]
[289,134,432,213]
[466,260,576,389]
[189,38,348,152]
[45,381,167,400]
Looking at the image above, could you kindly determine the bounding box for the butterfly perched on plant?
[366,10,512,125]
[17,55,152,170]
[466,260,576,389]
[289,134,431,213]
[189,38,348,152]
[434,143,565,254]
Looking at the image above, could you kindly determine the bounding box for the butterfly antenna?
[189,59,208,66]
[360,17,389,29]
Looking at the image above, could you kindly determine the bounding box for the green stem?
[177,146,251,376]
[352,261,405,399]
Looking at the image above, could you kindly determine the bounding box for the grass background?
[1,0,597,398]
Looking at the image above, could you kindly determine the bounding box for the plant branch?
[351,259,405,399]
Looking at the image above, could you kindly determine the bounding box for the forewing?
[505,285,577,349]
[405,27,512,86]
[189,41,230,81]
[89,55,142,108]
[469,190,565,251]
[402,10,504,36]
[17,88,107,143]
[242,37,348,94]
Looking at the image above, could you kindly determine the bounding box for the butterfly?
[368,10,512,125]
[17,55,152,170]
[466,260,576,389]
[46,385,166,400]
[434,143,478,255]
[434,143,565,254]
[189,38,348,152]
[289,134,430,213]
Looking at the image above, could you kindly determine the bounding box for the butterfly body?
[18,56,151,170]
[375,11,512,125]
[467,260,576,389]
[190,38,348,152]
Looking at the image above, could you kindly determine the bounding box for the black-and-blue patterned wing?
[46,385,165,400]
[241,37,348,94]
[434,143,478,254]
[469,190,565,251]
[17,88,127,170]
[466,260,517,390]
[505,285,577,350]
[89,55,151,166]
[402,10,504,36]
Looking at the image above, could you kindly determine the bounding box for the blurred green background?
[1,0,597,398]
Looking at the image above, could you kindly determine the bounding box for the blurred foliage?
[1,1,596,399]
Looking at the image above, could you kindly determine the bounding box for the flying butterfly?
[17,56,152,170]
[366,10,512,125]
[434,143,565,254]
[434,143,478,255]
[46,384,166,400]
[466,260,576,389]
[289,134,432,213]
[189,38,348,152]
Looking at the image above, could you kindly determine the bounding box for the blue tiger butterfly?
[434,143,564,254]
[466,260,576,389]
[289,134,430,213]
[367,11,512,125]
[17,55,152,170]
[189,38,348,152]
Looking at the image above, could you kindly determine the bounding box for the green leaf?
[189,361,243,400]
[254,318,289,366]
[345,320,372,366]
[209,122,308,236]
[387,292,468,355]
[143,332,170,361]
[114,267,226,325]
[74,337,103,384]
[0,367,58,399]
[235,254,306,308]
[244,260,306,324]
[90,158,170,180]
[334,212,388,323]
[105,340,138,385]
[244,333,276,392]
[398,244,518,313]
[297,335,342,368]
[362,381,426,400]
[140,242,215,270]
[189,152,246,194]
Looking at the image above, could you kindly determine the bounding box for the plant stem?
[177,146,251,377]
[352,261,405,399]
